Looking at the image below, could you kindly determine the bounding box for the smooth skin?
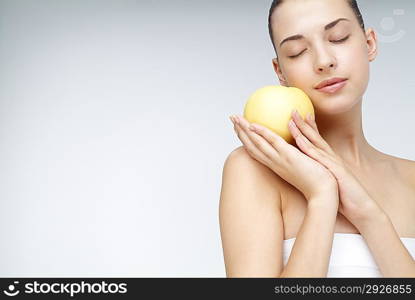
[220,0,415,277]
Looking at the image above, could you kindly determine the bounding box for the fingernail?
[292,109,300,119]
[234,115,240,124]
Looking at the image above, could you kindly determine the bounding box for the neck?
[314,98,380,169]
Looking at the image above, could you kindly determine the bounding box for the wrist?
[308,180,339,200]
[307,190,339,212]
[352,201,388,232]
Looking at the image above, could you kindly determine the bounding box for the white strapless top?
[282,233,415,277]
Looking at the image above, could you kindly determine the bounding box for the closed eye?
[331,35,350,44]
[288,49,306,59]
[288,35,351,59]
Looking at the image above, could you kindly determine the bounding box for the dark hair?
[268,0,366,56]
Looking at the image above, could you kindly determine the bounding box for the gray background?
[0,0,413,277]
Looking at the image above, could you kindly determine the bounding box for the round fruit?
[243,85,314,144]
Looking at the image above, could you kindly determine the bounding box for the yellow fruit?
[243,85,314,144]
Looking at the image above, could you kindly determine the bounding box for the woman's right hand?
[230,115,338,203]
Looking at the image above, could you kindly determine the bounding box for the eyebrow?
[279,18,350,47]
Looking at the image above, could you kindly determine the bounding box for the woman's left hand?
[287,110,383,228]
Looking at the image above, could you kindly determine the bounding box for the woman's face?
[271,0,377,114]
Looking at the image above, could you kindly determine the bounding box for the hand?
[230,114,338,203]
[287,110,382,227]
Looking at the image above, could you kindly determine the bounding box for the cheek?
[282,64,309,87]
[347,46,370,92]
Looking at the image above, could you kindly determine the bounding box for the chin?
[311,94,362,115]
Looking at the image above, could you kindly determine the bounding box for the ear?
[365,28,378,62]
[272,57,288,86]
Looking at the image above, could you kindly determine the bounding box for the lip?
[315,79,348,94]
[315,77,347,89]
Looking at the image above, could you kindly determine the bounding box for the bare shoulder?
[396,156,415,186]
[225,146,284,186]
[222,146,284,204]
[220,146,286,277]
[381,153,415,188]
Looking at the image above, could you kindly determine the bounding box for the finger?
[289,119,341,173]
[306,113,319,133]
[236,115,286,161]
[237,116,288,152]
[235,116,280,163]
[288,120,310,149]
[232,119,273,165]
[291,110,334,155]
[289,119,316,152]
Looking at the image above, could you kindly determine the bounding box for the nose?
[314,47,337,73]
[317,62,335,72]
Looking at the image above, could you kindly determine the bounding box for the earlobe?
[280,79,288,87]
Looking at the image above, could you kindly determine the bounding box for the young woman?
[219,0,415,277]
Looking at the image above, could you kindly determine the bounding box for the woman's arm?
[287,112,415,277]
[219,148,285,277]
[219,147,339,277]
[356,204,415,277]
[280,192,339,278]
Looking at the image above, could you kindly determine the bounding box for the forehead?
[271,0,355,42]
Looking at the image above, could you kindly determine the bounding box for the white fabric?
[282,233,415,277]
